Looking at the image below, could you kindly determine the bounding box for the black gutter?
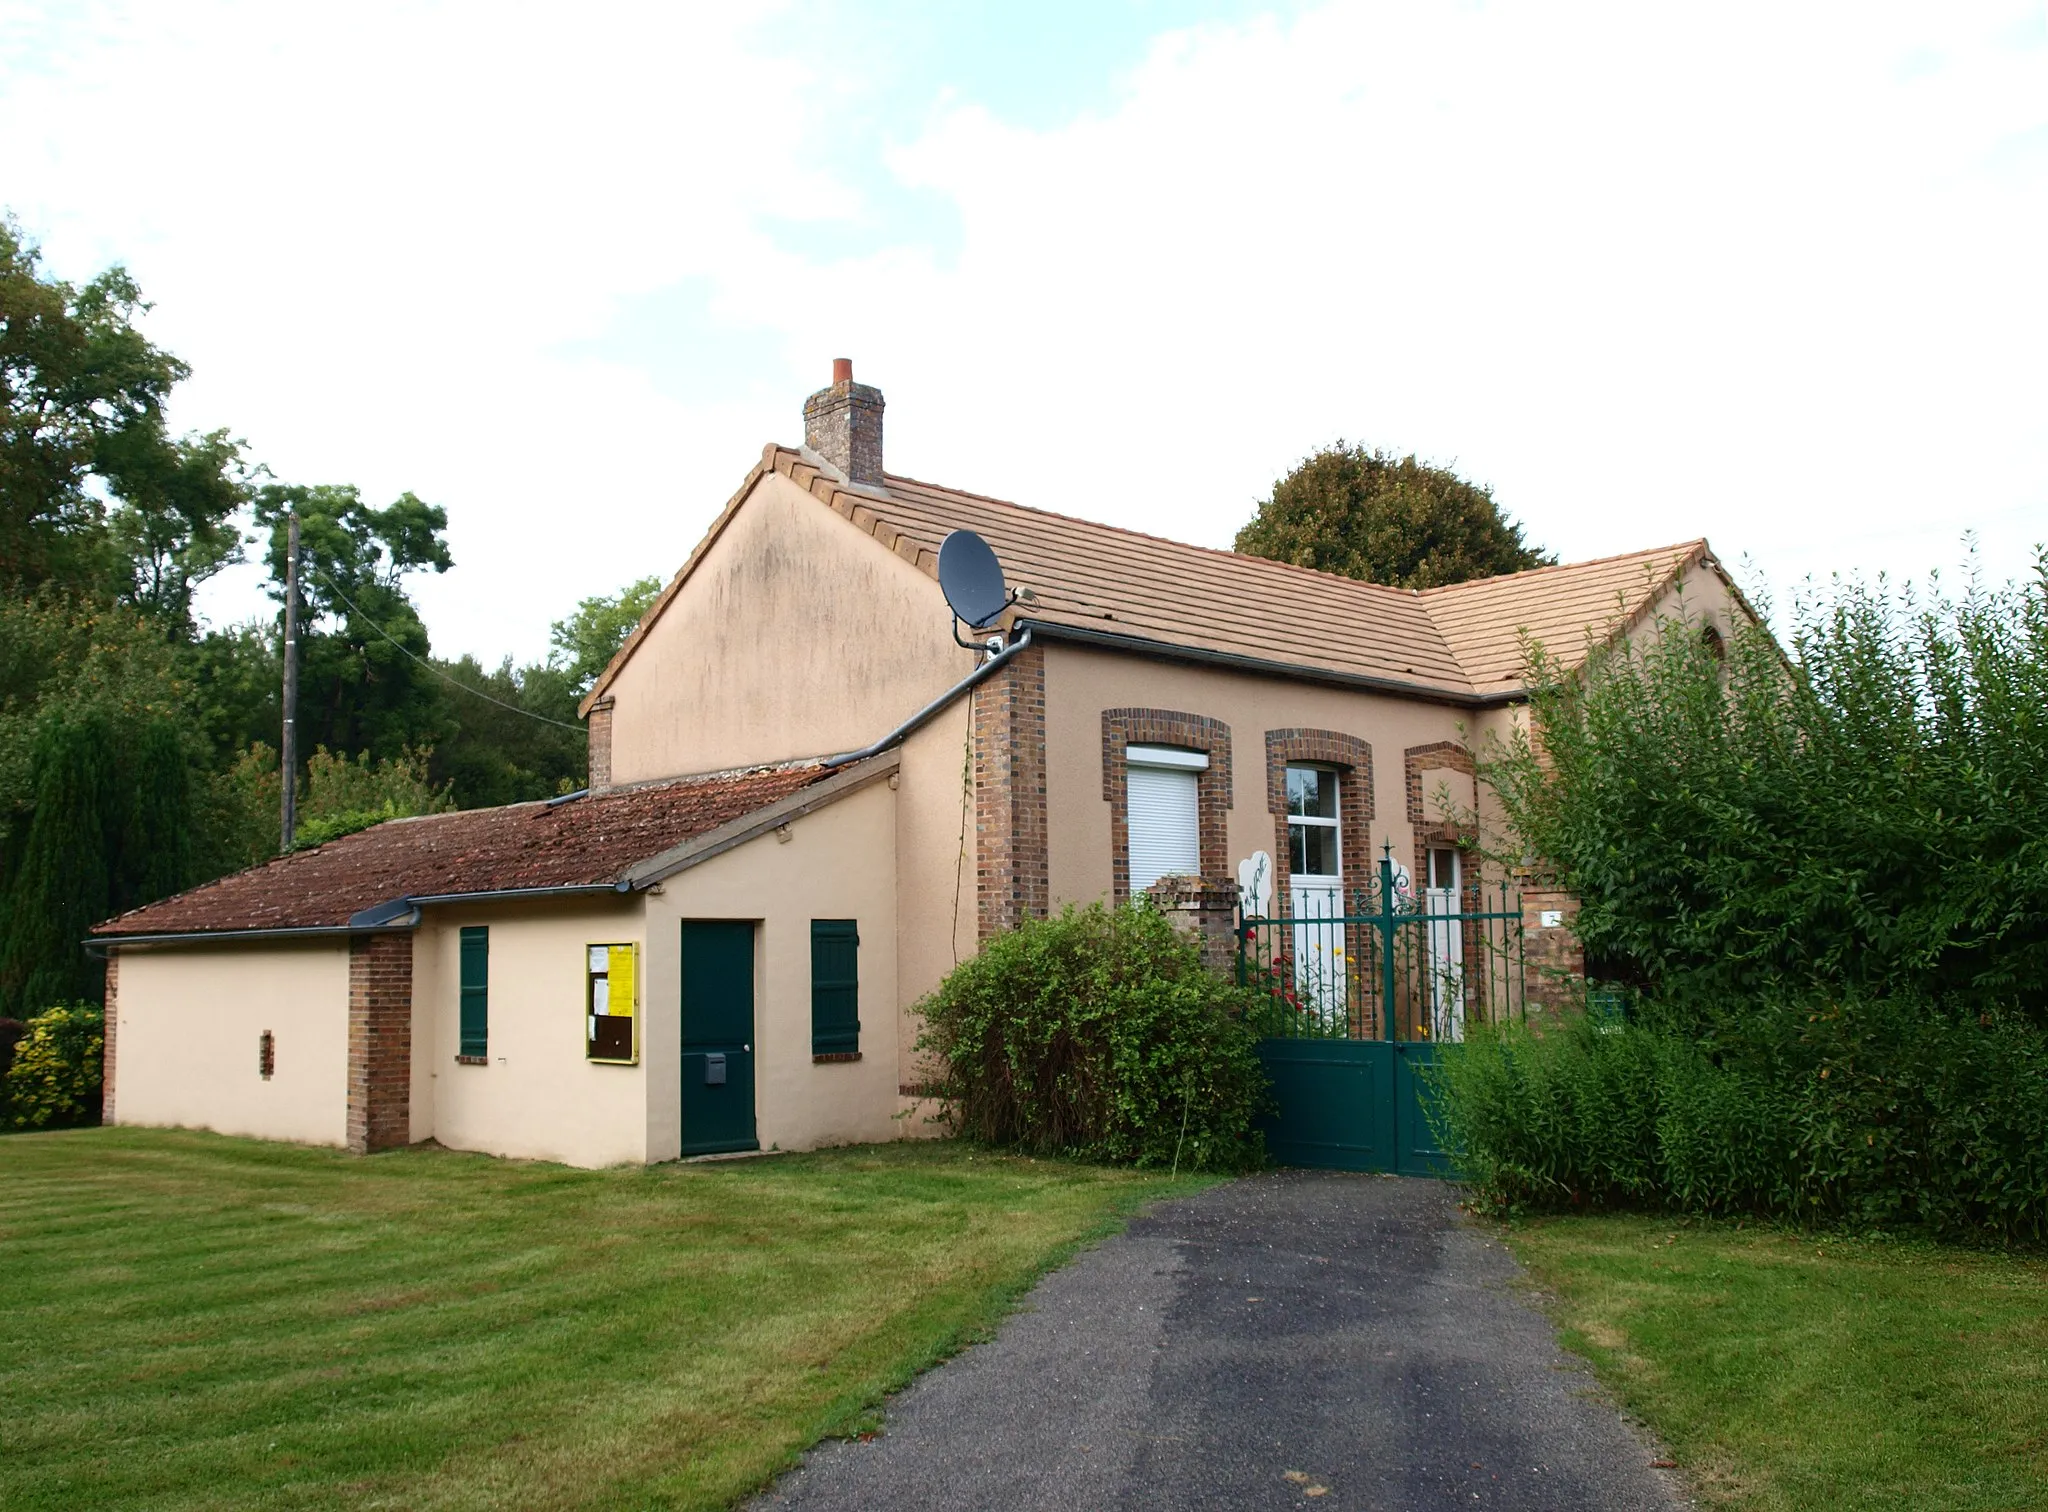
[822,625,1035,767]
[85,917,417,954]
[1019,620,1527,710]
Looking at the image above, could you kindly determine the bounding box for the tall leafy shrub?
[1485,551,2048,1013]
[1435,1003,2048,1241]
[917,902,1269,1171]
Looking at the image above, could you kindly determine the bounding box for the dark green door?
[680,921,757,1156]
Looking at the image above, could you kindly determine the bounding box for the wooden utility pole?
[281,511,300,853]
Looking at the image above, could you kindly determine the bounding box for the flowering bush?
[4,1004,104,1130]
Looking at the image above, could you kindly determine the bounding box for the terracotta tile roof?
[871,473,1479,694]
[94,763,828,939]
[1419,541,1712,699]
[582,443,1727,711]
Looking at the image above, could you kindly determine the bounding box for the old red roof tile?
[95,763,826,938]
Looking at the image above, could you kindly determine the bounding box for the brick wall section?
[1405,741,1496,1022]
[974,642,1048,939]
[1100,710,1233,904]
[587,697,614,792]
[101,948,118,1124]
[347,932,413,1153]
[1264,730,1375,908]
[1144,875,1240,973]
[1518,878,1586,1015]
[1403,740,1479,891]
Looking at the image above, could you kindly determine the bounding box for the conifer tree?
[1,713,118,1013]
[118,718,193,913]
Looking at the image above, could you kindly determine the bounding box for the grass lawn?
[1503,1215,2048,1511]
[0,1127,1214,1511]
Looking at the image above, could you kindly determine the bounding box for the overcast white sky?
[3,0,2043,663]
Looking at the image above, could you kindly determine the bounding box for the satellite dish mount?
[937,529,1019,657]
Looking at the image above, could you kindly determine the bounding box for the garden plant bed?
[1504,1215,2048,1511]
[0,1128,1213,1511]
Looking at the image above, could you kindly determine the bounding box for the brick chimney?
[802,358,885,486]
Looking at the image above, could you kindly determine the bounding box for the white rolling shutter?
[1127,764,1200,890]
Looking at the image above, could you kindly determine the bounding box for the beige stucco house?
[93,363,1750,1168]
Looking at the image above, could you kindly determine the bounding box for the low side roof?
[584,443,1726,710]
[94,762,842,939]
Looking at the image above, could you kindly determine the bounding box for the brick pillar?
[587,697,615,792]
[101,947,118,1125]
[974,642,1048,940]
[348,932,413,1153]
[1517,877,1585,1015]
[1145,876,1241,975]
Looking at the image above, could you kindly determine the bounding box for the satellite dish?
[938,529,1010,629]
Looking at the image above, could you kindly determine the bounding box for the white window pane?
[1128,765,1200,890]
[1286,766,1336,818]
[1290,822,1339,878]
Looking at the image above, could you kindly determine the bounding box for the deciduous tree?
[550,576,661,695]
[253,483,454,763]
[0,217,247,618]
[1235,443,1552,588]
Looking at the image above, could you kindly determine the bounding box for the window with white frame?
[1126,744,1205,890]
[1286,765,1340,879]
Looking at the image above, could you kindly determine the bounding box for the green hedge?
[1432,999,2048,1241]
[916,901,1269,1172]
[3,1004,104,1131]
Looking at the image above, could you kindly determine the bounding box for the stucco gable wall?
[604,471,970,784]
[1615,564,1749,662]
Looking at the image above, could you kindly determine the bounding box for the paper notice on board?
[607,944,636,1018]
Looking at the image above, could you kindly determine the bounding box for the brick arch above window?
[1265,729,1375,907]
[1101,709,1232,903]
[1404,740,1479,902]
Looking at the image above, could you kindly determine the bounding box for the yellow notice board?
[607,944,636,1018]
[586,941,640,1064]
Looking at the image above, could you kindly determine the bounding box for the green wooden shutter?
[459,926,489,1058]
[810,919,860,1056]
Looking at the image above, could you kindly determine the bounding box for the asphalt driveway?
[751,1172,1686,1512]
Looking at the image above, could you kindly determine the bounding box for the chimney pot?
[803,361,885,485]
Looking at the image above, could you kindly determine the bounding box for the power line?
[309,563,588,735]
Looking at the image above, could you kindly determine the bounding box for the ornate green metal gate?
[1238,846,1523,1175]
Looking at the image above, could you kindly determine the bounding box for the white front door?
[1286,766,1343,1018]
[1423,846,1466,1041]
